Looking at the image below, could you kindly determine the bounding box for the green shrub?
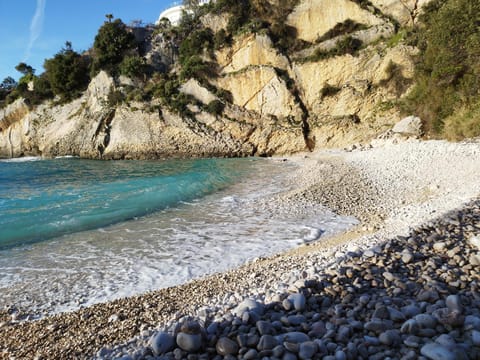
[306,36,363,62]
[206,99,225,115]
[443,100,480,140]
[316,19,368,43]
[120,55,147,79]
[320,83,341,99]
[107,89,125,107]
[92,18,137,75]
[403,0,480,138]
[43,42,90,102]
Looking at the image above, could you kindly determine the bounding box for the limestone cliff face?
[0,0,433,159]
[216,34,290,73]
[287,0,384,43]
[0,72,305,159]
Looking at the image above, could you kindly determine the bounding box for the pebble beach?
[2,138,480,360]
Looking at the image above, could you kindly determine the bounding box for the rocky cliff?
[0,0,430,159]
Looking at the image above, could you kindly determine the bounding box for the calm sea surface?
[0,157,357,316]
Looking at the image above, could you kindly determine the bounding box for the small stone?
[445,295,462,313]
[434,334,456,348]
[243,349,258,360]
[276,332,310,344]
[469,253,480,266]
[216,337,238,356]
[177,332,203,352]
[417,289,439,303]
[400,319,420,335]
[432,308,464,327]
[468,235,480,249]
[257,320,274,335]
[335,349,347,360]
[257,335,278,351]
[404,335,421,348]
[283,299,293,311]
[465,315,480,330]
[288,293,307,311]
[372,306,389,320]
[379,330,400,346]
[150,331,175,355]
[283,352,298,360]
[433,242,447,251]
[234,299,265,317]
[359,295,370,305]
[365,319,390,333]
[387,307,406,322]
[273,345,285,357]
[402,252,414,263]
[420,343,456,360]
[402,304,421,318]
[299,341,317,359]
[471,330,480,346]
[383,272,395,282]
[414,314,437,329]
[288,315,306,326]
[364,250,375,258]
[283,341,299,353]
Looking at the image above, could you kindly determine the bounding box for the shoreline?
[1,138,480,359]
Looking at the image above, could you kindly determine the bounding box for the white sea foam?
[0,160,357,316]
[0,156,42,163]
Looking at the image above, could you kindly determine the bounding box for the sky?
[0,0,175,81]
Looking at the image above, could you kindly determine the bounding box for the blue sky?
[0,0,174,81]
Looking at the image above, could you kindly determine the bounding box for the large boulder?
[392,116,423,137]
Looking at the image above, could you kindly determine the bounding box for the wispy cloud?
[24,0,47,62]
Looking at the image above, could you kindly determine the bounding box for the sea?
[0,156,357,317]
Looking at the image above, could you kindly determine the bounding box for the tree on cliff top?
[43,42,90,102]
[91,18,137,75]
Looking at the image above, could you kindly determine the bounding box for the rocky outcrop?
[287,0,385,43]
[180,79,218,105]
[370,0,433,26]
[0,71,308,159]
[216,66,304,123]
[216,34,290,74]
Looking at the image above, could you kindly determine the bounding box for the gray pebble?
[176,332,202,352]
[288,293,306,311]
[257,334,278,351]
[216,337,238,356]
[420,343,456,360]
[150,331,175,355]
[445,295,462,313]
[298,341,317,359]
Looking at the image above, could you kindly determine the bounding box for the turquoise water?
[0,157,357,316]
[0,157,251,248]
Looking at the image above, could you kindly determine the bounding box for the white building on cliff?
[157,0,211,26]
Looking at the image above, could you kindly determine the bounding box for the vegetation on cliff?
[1,0,479,142]
[403,0,480,139]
